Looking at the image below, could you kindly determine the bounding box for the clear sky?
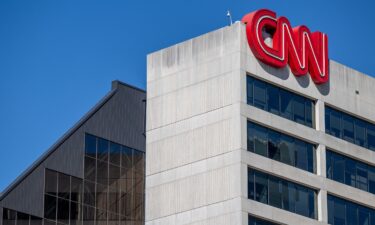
[0,0,374,192]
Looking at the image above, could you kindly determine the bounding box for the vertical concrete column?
[316,144,326,178]
[315,99,325,132]
[318,189,328,223]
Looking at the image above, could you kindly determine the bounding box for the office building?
[145,19,375,225]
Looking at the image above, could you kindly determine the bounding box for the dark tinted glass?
[3,208,16,225]
[44,195,57,220]
[280,89,293,120]
[328,194,375,225]
[247,76,314,127]
[69,201,81,224]
[110,142,121,166]
[16,212,29,225]
[85,134,97,158]
[71,176,83,203]
[248,168,317,219]
[45,169,58,196]
[97,138,109,162]
[326,106,375,151]
[30,216,43,225]
[327,149,375,195]
[121,146,133,168]
[253,79,267,109]
[57,198,70,224]
[248,215,281,225]
[58,173,71,200]
[84,156,96,182]
[83,181,96,207]
[96,160,108,186]
[247,121,315,173]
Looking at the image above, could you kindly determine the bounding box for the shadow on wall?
[259,61,330,96]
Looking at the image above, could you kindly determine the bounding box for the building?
[0,81,146,225]
[145,19,375,225]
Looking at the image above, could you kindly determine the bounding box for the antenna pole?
[227,10,233,26]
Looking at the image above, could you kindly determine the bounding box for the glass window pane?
[345,157,356,187]
[43,220,55,225]
[97,160,108,186]
[44,194,57,221]
[247,76,254,105]
[280,89,293,120]
[282,181,295,212]
[253,79,267,110]
[84,156,96,182]
[307,145,315,173]
[295,186,309,217]
[267,85,280,115]
[71,176,83,203]
[30,216,43,225]
[367,124,375,151]
[45,169,58,196]
[346,202,358,225]
[325,107,331,135]
[96,208,107,225]
[248,169,255,200]
[295,139,308,171]
[110,142,121,166]
[83,181,96,207]
[355,119,367,147]
[82,205,95,225]
[293,95,306,125]
[121,146,133,168]
[97,138,109,162]
[16,212,29,225]
[369,167,375,194]
[326,150,333,179]
[268,130,280,161]
[96,182,108,210]
[357,163,369,192]
[108,188,120,214]
[334,197,346,225]
[268,176,282,208]
[342,114,355,143]
[255,171,268,204]
[109,164,121,190]
[85,134,97,158]
[70,201,81,224]
[279,135,294,166]
[58,173,70,200]
[332,153,345,183]
[359,207,370,225]
[3,208,17,225]
[305,100,313,127]
[247,123,256,152]
[57,198,70,224]
[253,124,268,157]
[330,108,342,138]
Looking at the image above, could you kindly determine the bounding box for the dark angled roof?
[0,80,145,201]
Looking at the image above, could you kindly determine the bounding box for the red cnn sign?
[242,9,329,84]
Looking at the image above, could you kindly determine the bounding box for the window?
[328,194,375,225]
[2,208,42,225]
[326,149,375,195]
[247,121,316,173]
[325,106,375,151]
[248,168,317,219]
[248,215,281,225]
[82,133,145,224]
[247,76,314,127]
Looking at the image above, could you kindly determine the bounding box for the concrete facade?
[145,22,375,225]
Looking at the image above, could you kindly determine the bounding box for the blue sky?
[0,0,374,192]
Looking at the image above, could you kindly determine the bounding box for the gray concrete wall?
[147,21,375,225]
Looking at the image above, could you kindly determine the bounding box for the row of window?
[248,168,317,219]
[326,106,375,151]
[328,194,375,225]
[246,75,375,152]
[247,121,315,173]
[327,150,375,194]
[3,208,42,225]
[247,76,314,127]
